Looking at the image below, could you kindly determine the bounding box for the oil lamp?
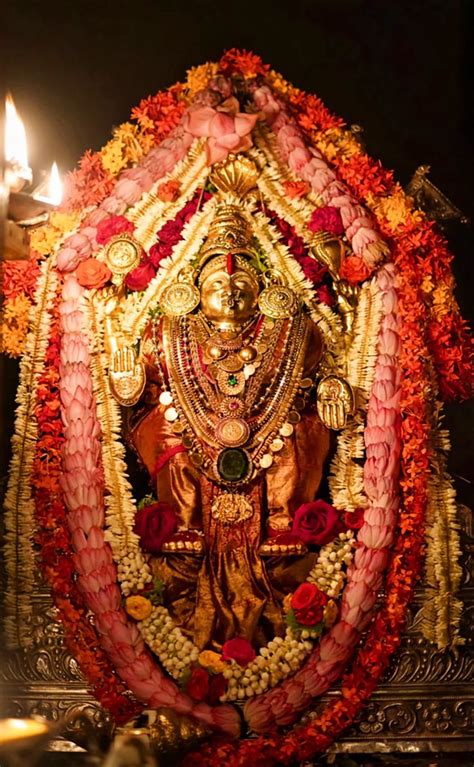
[1,93,63,260]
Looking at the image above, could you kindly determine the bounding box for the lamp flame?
[4,94,32,187]
[47,162,62,205]
[32,162,63,206]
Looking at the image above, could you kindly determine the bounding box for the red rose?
[292,500,342,546]
[339,254,371,285]
[207,673,227,704]
[125,259,156,291]
[291,582,328,626]
[148,242,170,269]
[344,507,365,530]
[186,667,209,701]
[76,258,112,289]
[316,284,334,306]
[158,218,182,245]
[133,502,177,554]
[308,205,344,236]
[96,215,135,245]
[221,637,256,667]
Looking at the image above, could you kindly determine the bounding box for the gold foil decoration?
[211,493,253,525]
[209,153,259,198]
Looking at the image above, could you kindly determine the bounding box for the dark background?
[2,0,473,503]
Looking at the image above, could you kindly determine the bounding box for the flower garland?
[59,273,240,737]
[3,48,471,764]
[31,293,142,723]
[2,260,59,647]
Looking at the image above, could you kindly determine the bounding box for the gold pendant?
[215,417,250,447]
[216,369,245,394]
[211,493,253,525]
[105,234,142,275]
[218,353,244,373]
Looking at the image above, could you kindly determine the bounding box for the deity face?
[199,261,259,329]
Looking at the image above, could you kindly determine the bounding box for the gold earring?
[258,269,299,319]
[159,267,200,317]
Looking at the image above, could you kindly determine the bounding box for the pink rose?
[115,178,142,206]
[133,502,178,553]
[243,697,273,733]
[56,246,81,273]
[125,259,156,291]
[308,205,344,236]
[292,500,342,546]
[99,196,127,216]
[221,637,256,667]
[96,215,135,245]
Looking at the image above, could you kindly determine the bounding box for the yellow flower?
[125,595,153,621]
[268,69,296,98]
[30,225,61,257]
[186,62,219,96]
[323,599,338,627]
[49,211,81,233]
[101,138,126,175]
[282,592,293,614]
[4,294,32,324]
[0,320,28,357]
[101,123,155,174]
[198,650,227,674]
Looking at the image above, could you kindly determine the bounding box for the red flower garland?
[32,291,141,724]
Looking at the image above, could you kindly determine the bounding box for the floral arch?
[2,49,472,765]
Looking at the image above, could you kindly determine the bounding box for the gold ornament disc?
[105,234,142,275]
[258,285,299,319]
[159,283,200,317]
[216,369,245,394]
[215,417,250,447]
[218,353,244,373]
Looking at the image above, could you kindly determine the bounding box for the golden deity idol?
[107,158,354,649]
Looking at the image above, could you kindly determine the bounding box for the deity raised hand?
[316,374,354,430]
[109,345,146,407]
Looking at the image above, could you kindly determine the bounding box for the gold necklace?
[159,311,312,487]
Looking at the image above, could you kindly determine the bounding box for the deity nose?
[223,283,240,307]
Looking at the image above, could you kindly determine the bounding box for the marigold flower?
[198,650,227,674]
[186,62,219,96]
[125,595,153,621]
